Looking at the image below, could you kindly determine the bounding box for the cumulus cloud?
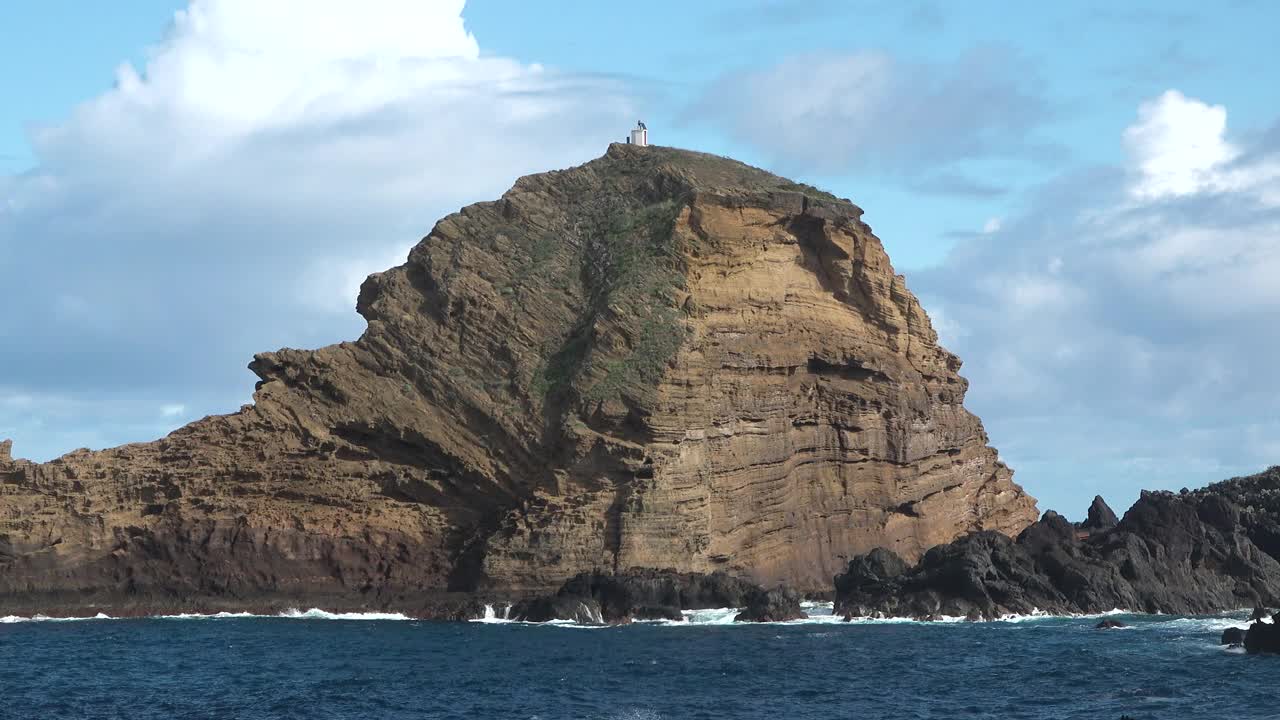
[1124,90,1280,202]
[1124,90,1238,199]
[1,0,636,461]
[690,47,1054,178]
[915,89,1280,515]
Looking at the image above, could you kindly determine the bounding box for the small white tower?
[628,121,648,147]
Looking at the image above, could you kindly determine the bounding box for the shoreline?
[0,602,1254,627]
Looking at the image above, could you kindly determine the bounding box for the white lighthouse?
[628,121,648,147]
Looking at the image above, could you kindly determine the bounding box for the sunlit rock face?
[0,145,1036,615]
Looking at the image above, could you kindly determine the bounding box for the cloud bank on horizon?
[914,90,1280,513]
[1,0,1277,516]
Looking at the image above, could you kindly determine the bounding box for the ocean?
[0,603,1272,719]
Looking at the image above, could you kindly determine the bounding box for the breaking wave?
[0,609,410,623]
[0,604,1253,631]
[466,602,1255,630]
[1,612,114,624]
[276,608,410,621]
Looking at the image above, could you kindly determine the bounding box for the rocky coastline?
[2,147,1279,654]
[832,465,1280,651]
[0,145,1036,617]
[7,467,1280,650]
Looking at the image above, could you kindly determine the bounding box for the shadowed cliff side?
[0,144,1037,615]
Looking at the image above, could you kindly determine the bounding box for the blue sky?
[2,0,1279,517]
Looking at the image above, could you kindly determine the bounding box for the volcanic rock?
[1244,620,1280,654]
[492,569,808,624]
[1221,627,1247,645]
[556,569,761,623]
[734,587,808,623]
[1081,495,1119,532]
[1095,620,1126,629]
[0,144,1036,616]
[835,467,1280,620]
[508,595,604,624]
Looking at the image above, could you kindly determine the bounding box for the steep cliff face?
[0,145,1036,613]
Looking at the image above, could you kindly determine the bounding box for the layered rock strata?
[0,145,1036,616]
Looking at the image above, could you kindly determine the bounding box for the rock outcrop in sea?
[1245,618,1280,654]
[504,568,812,624]
[834,467,1280,627]
[0,145,1037,617]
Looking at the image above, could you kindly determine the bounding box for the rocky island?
[2,143,1279,653]
[0,145,1037,619]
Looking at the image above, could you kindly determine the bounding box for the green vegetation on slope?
[531,197,688,411]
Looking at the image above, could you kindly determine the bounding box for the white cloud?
[298,244,412,315]
[1124,89,1280,204]
[916,89,1280,513]
[1124,90,1238,199]
[1,0,636,461]
[921,300,965,348]
[982,217,1002,233]
[160,404,186,418]
[692,48,1053,177]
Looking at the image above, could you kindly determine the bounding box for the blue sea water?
[0,604,1272,720]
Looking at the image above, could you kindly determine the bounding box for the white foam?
[0,612,114,623]
[467,603,612,627]
[609,710,663,720]
[1146,613,1251,634]
[2,608,412,623]
[660,602,844,626]
[470,604,513,624]
[674,607,737,625]
[157,611,260,620]
[0,603,1253,630]
[656,604,1177,627]
[277,608,410,621]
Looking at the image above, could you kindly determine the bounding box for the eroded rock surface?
[1245,620,1280,654]
[835,468,1280,620]
[1082,495,1119,532]
[510,569,763,623]
[734,587,808,623]
[0,145,1036,616]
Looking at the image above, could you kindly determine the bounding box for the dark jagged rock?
[508,595,604,624]
[1096,620,1127,629]
[1082,495,1119,531]
[1250,606,1272,622]
[556,569,762,623]
[1221,627,1247,645]
[1244,621,1280,654]
[830,548,911,618]
[734,587,808,623]
[506,569,773,624]
[835,467,1280,620]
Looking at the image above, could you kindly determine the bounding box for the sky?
[2,0,1278,518]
